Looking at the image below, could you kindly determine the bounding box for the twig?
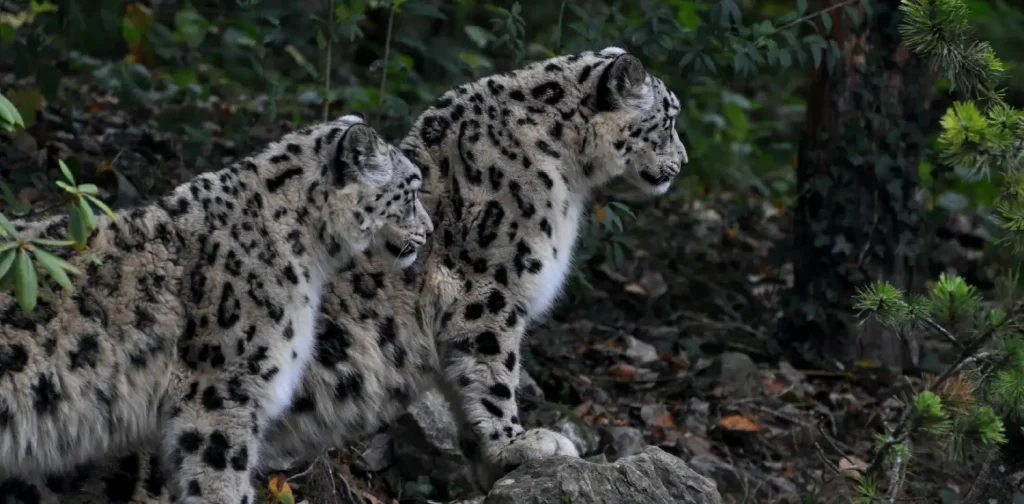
[885,448,907,503]
[322,0,335,122]
[554,0,568,52]
[675,310,764,339]
[924,318,960,347]
[755,0,860,45]
[376,1,398,124]
[865,326,998,476]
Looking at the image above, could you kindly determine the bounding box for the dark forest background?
[4,0,1024,502]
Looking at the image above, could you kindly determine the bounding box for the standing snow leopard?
[0,46,686,503]
[0,115,432,503]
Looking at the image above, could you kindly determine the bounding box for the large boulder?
[484,446,722,504]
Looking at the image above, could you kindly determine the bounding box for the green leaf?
[3,87,41,129]
[0,248,16,282]
[77,198,97,232]
[31,238,75,247]
[821,12,832,34]
[87,253,102,265]
[675,1,700,30]
[811,44,823,69]
[68,205,87,247]
[14,249,37,312]
[845,5,862,29]
[85,194,117,221]
[797,0,808,14]
[58,159,75,185]
[0,182,16,205]
[54,180,74,192]
[76,183,99,194]
[32,248,75,291]
[175,8,210,48]
[0,212,16,236]
[0,92,25,129]
[465,26,491,48]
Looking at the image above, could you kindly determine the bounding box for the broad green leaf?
[0,212,16,236]
[676,1,700,30]
[0,91,25,129]
[85,194,117,221]
[68,205,87,247]
[3,87,40,129]
[0,248,16,281]
[0,182,16,205]
[76,183,98,194]
[175,8,210,48]
[14,249,37,312]
[0,262,14,290]
[33,248,74,291]
[59,159,75,185]
[31,238,75,247]
[465,26,491,48]
[77,198,97,232]
[821,12,832,34]
[0,241,16,253]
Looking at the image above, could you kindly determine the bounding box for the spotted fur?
[0,116,431,504]
[0,47,686,502]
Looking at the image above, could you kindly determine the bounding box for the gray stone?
[714,352,758,395]
[390,389,473,491]
[484,446,722,504]
[622,335,660,364]
[597,425,645,460]
[553,413,600,456]
[354,432,395,472]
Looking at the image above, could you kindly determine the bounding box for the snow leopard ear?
[334,123,391,188]
[595,53,648,112]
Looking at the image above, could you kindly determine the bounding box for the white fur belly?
[527,202,582,320]
[265,292,321,421]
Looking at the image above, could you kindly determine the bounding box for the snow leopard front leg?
[162,374,261,504]
[436,283,578,490]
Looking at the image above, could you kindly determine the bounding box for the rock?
[688,455,743,493]
[553,412,600,456]
[596,425,645,460]
[354,432,394,472]
[484,446,722,504]
[690,455,797,499]
[713,352,758,395]
[390,389,473,494]
[621,335,659,364]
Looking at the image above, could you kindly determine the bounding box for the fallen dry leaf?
[623,283,647,296]
[718,414,760,432]
[609,363,636,379]
[573,399,594,417]
[761,377,789,392]
[268,474,295,504]
[652,414,676,429]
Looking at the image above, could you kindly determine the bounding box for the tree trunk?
[782,0,939,368]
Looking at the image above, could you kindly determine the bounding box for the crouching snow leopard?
[0,46,686,503]
[0,115,432,503]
